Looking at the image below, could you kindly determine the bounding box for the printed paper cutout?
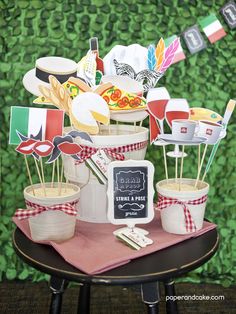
[98,83,147,111]
[15,139,38,155]
[46,135,73,163]
[183,25,206,54]
[77,50,97,86]
[113,59,162,93]
[67,130,93,143]
[70,92,110,135]
[149,113,161,144]
[33,141,54,157]
[147,44,157,70]
[89,37,104,74]
[9,106,64,145]
[146,87,170,135]
[164,35,186,64]
[103,44,148,76]
[199,14,226,44]
[220,1,236,29]
[165,99,190,128]
[190,107,223,124]
[113,38,179,92]
[57,142,83,155]
[155,38,165,71]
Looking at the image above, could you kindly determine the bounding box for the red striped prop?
[14,200,78,220]
[156,194,208,233]
[75,141,148,164]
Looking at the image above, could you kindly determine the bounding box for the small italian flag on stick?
[164,35,186,64]
[9,106,64,145]
[199,14,226,44]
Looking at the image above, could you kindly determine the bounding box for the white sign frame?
[107,160,155,229]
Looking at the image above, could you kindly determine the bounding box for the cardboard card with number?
[9,106,64,145]
[107,160,155,234]
[183,25,206,54]
[220,1,236,29]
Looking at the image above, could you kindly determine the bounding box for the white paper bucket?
[156,178,209,235]
[63,125,149,223]
[24,183,80,242]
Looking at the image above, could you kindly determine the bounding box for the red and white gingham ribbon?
[156,194,208,232]
[14,200,78,220]
[75,140,148,164]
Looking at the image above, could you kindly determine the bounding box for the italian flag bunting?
[199,14,226,44]
[9,106,64,145]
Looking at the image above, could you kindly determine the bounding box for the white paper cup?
[156,178,209,235]
[198,120,222,144]
[24,183,80,242]
[172,119,197,140]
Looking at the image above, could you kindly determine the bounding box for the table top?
[13,226,219,285]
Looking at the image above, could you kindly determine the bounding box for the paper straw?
[195,144,208,188]
[34,158,46,196]
[201,99,235,181]
[179,145,185,191]
[162,145,169,182]
[24,155,35,196]
[201,142,219,182]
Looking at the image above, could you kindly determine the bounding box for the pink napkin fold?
[13,213,216,275]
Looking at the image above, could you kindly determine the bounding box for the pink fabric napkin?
[13,213,216,275]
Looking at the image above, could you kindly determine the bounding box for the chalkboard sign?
[107,160,155,228]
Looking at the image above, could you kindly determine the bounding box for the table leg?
[49,276,68,314]
[141,282,160,314]
[164,279,178,314]
[77,283,91,314]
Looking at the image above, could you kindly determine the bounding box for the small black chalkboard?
[107,160,155,227]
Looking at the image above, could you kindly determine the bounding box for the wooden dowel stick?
[201,171,207,183]
[195,144,208,188]
[57,158,60,195]
[40,158,46,186]
[59,162,64,196]
[162,145,169,182]
[51,161,56,188]
[175,157,178,183]
[34,158,46,196]
[179,145,185,191]
[198,144,201,173]
[24,155,35,195]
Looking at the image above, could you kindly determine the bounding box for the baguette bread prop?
[39,76,72,114]
[34,77,92,105]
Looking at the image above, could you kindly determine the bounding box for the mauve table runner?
[13,213,216,274]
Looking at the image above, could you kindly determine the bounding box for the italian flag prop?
[164,35,186,64]
[9,106,64,144]
[199,14,226,44]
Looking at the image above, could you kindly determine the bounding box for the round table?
[13,227,219,314]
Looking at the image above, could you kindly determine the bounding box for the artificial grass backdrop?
[0,0,235,285]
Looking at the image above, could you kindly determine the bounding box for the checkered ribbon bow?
[75,141,148,164]
[14,200,78,220]
[157,194,208,232]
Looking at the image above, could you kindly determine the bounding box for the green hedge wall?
[1,0,235,286]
